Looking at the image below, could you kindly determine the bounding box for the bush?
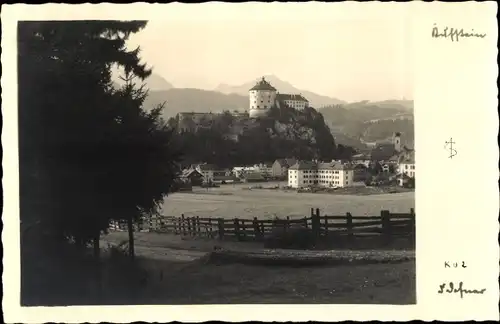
[264,223,315,249]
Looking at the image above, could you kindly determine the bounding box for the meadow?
[161,182,415,219]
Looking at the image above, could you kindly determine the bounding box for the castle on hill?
[175,77,310,132]
[249,77,309,118]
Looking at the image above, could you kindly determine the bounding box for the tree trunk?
[93,232,102,303]
[93,233,100,260]
[127,216,135,260]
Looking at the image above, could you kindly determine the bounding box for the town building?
[212,175,240,185]
[179,168,204,186]
[194,163,231,183]
[398,151,415,186]
[276,93,309,110]
[271,158,297,178]
[287,161,354,189]
[352,164,369,182]
[255,162,274,176]
[248,77,310,118]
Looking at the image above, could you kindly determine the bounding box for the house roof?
[276,93,309,102]
[388,154,401,162]
[196,164,219,171]
[243,172,265,180]
[399,151,415,164]
[289,161,317,170]
[274,158,297,168]
[249,77,277,91]
[181,168,202,178]
[290,161,354,171]
[352,153,371,160]
[318,162,354,171]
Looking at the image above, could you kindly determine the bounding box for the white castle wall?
[249,89,276,118]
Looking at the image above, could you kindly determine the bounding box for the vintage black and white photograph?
[16,6,418,307]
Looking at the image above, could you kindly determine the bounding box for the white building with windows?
[195,164,230,183]
[397,151,415,186]
[276,93,309,110]
[288,161,354,189]
[249,77,277,118]
[248,77,310,118]
[398,150,415,175]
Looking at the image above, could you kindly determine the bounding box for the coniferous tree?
[18,21,180,258]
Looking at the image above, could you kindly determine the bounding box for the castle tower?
[249,77,277,118]
[393,132,402,152]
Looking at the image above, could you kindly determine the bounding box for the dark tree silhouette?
[18,21,180,304]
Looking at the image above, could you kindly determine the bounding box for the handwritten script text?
[432,24,486,42]
[437,281,486,298]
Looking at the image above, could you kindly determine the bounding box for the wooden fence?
[109,208,415,243]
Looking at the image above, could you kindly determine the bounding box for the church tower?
[248,77,277,118]
[393,132,402,152]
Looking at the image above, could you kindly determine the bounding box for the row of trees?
[19,21,180,274]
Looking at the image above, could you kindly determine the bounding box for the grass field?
[161,182,415,219]
[100,233,416,305]
[139,260,416,304]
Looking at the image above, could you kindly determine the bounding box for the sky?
[125,3,414,102]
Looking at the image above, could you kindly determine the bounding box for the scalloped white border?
[2,2,499,322]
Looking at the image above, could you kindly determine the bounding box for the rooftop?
[277,93,309,102]
[249,77,277,91]
[275,158,297,168]
[289,161,353,171]
[399,151,415,164]
[196,163,220,171]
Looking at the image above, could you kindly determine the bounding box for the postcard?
[1,2,498,322]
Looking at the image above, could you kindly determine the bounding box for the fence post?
[181,214,186,236]
[303,216,308,228]
[149,217,153,232]
[196,216,201,236]
[316,208,321,238]
[253,217,261,240]
[192,217,197,236]
[208,218,213,238]
[311,208,320,240]
[241,220,247,240]
[410,208,416,244]
[234,218,241,241]
[381,210,392,244]
[324,214,328,236]
[346,212,353,240]
[217,218,225,240]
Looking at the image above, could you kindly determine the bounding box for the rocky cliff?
[169,103,339,167]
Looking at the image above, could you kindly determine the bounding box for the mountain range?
[112,72,174,91]
[214,75,346,107]
[115,72,414,147]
